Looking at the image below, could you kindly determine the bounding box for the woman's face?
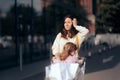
[64,17,73,31]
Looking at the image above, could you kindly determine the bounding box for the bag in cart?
[45,62,85,80]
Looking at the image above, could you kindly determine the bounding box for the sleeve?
[75,25,89,37]
[75,26,89,51]
[52,33,61,55]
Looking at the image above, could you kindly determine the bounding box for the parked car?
[0,36,15,48]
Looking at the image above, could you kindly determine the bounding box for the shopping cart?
[45,61,86,80]
[45,43,86,80]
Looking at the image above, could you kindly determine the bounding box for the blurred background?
[0,0,120,80]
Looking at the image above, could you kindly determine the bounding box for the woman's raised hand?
[73,18,78,27]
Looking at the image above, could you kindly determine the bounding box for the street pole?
[29,0,34,62]
[19,43,23,71]
[15,0,19,66]
[15,0,23,71]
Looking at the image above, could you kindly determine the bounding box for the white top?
[52,26,89,55]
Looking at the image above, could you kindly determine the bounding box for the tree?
[97,0,120,33]
[2,0,89,35]
[40,0,89,34]
[2,4,37,36]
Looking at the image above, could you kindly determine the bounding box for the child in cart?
[52,42,85,64]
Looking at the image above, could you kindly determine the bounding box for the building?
[80,0,96,35]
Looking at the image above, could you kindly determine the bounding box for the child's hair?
[60,42,77,60]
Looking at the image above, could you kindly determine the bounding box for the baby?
[52,42,84,64]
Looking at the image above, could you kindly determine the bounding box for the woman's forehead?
[65,17,72,21]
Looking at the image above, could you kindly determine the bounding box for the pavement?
[0,45,120,80]
[0,59,50,80]
[85,63,120,80]
[84,45,120,80]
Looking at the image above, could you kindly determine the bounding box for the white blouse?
[52,26,89,55]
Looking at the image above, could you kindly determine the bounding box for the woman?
[52,15,89,59]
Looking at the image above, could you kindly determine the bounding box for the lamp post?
[15,0,23,71]
[29,0,34,61]
[14,0,19,66]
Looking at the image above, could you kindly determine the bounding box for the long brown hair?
[61,15,79,39]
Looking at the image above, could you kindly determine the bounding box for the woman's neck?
[67,31,71,38]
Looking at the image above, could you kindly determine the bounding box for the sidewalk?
[0,59,50,80]
[84,45,120,80]
[85,63,120,80]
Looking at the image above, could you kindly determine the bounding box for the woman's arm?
[73,18,89,52]
[75,25,89,49]
[73,18,89,37]
[75,25,89,37]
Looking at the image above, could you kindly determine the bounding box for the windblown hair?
[60,42,77,60]
[61,15,79,39]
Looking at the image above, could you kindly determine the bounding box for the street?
[22,46,120,80]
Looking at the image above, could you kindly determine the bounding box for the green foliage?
[1,10,15,36]
[97,0,120,33]
[39,0,89,34]
[1,0,89,35]
[1,4,37,36]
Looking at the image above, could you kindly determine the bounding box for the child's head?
[60,42,77,60]
[64,42,77,55]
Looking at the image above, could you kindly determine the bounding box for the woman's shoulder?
[55,32,62,39]
[56,32,62,37]
[58,32,62,35]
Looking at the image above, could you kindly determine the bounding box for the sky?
[0,0,42,12]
